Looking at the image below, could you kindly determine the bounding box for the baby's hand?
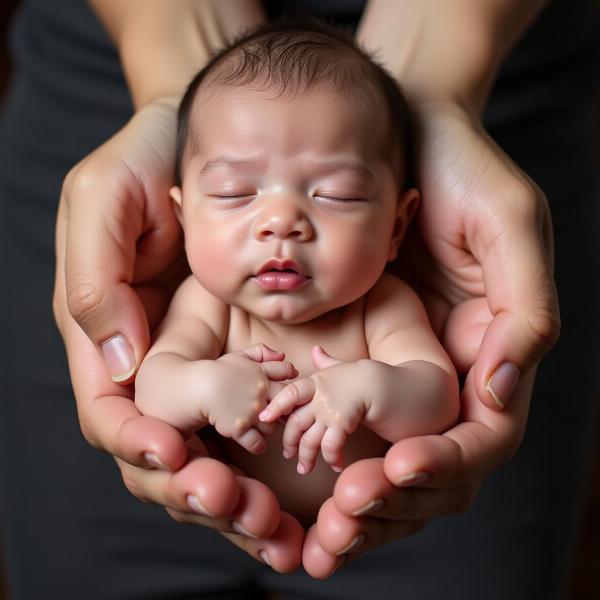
[209,344,298,454]
[259,346,367,474]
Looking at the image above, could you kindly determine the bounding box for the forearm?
[357,0,547,113]
[89,0,266,108]
[135,352,212,433]
[364,360,459,442]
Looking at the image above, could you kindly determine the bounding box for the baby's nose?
[254,202,313,242]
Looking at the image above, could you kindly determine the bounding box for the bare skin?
[135,85,459,526]
[52,0,560,578]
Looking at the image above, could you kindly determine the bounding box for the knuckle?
[78,416,101,449]
[526,306,561,352]
[66,279,106,326]
[121,469,148,503]
[165,507,189,524]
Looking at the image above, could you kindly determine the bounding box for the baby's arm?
[260,273,459,471]
[135,276,297,453]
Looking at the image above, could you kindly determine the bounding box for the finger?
[61,312,188,469]
[315,497,426,558]
[282,403,317,458]
[311,345,343,370]
[470,184,560,409]
[302,524,344,579]
[235,427,267,455]
[297,422,327,474]
[238,343,285,363]
[259,360,299,381]
[221,512,304,573]
[333,457,478,520]
[255,420,278,437]
[118,454,240,518]
[321,426,347,471]
[259,378,316,422]
[60,170,153,384]
[169,475,282,539]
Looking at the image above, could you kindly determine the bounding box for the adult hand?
[302,102,560,578]
[53,99,303,572]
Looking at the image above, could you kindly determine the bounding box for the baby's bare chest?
[223,305,370,377]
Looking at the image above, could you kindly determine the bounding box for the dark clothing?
[1,1,599,598]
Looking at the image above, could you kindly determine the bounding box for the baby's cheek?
[186,234,235,290]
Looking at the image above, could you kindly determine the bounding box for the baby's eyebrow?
[199,155,266,175]
[306,159,375,181]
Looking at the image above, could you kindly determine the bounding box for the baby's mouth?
[254,260,310,291]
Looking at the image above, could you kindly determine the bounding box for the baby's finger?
[298,422,327,474]
[235,427,267,455]
[282,403,317,457]
[321,427,347,471]
[259,378,316,422]
[238,343,285,363]
[255,420,278,437]
[260,360,299,382]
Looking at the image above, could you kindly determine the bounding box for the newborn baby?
[135,20,459,524]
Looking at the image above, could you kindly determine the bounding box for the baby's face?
[174,84,416,324]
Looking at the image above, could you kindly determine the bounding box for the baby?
[135,20,459,522]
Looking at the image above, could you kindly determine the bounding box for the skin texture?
[52,0,560,579]
[134,85,459,524]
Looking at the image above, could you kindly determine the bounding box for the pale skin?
[51,0,559,577]
[135,83,459,520]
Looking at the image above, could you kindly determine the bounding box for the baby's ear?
[170,186,184,225]
[387,188,420,261]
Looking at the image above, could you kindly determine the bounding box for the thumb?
[311,345,343,370]
[472,188,560,410]
[57,169,151,384]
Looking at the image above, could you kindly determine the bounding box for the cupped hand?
[302,102,560,577]
[52,99,303,572]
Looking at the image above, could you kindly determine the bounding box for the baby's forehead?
[183,81,395,163]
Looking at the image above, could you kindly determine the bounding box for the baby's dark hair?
[175,19,412,186]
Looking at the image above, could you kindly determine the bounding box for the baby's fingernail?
[485,362,520,408]
[101,334,136,382]
[332,465,343,473]
[186,494,215,517]
[259,550,271,567]
[297,462,306,474]
[232,521,259,539]
[258,409,270,421]
[143,452,167,470]
[351,498,385,517]
[395,471,431,487]
[336,533,365,555]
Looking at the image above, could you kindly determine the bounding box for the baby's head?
[171,20,419,324]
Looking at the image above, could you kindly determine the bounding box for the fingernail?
[143,452,167,470]
[485,362,520,409]
[101,334,136,382]
[332,465,343,473]
[259,550,271,567]
[336,533,365,555]
[186,494,215,517]
[258,409,269,421]
[232,521,259,539]
[351,498,385,517]
[395,471,431,487]
[297,462,306,474]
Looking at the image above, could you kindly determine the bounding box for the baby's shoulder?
[366,272,421,309]
[169,276,230,332]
